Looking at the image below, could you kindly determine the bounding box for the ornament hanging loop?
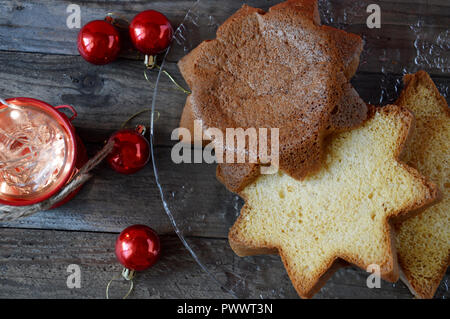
[135,124,146,136]
[121,109,151,129]
[106,268,135,299]
[144,55,157,69]
[121,268,136,281]
[105,12,130,29]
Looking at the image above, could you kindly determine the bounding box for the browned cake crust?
[215,84,369,193]
[178,0,366,193]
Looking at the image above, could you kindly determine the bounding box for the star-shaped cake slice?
[229,105,439,298]
[178,0,367,193]
[394,71,449,299]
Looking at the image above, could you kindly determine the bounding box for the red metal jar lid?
[0,98,78,206]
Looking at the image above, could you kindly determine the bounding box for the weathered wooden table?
[0,0,448,299]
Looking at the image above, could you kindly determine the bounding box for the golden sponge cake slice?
[229,105,439,298]
[394,71,449,299]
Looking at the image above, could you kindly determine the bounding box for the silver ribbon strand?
[0,139,114,221]
[0,98,115,221]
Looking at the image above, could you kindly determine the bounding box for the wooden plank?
[2,228,447,298]
[0,0,448,74]
[0,0,191,55]
[0,0,280,56]
[0,228,233,298]
[0,50,174,143]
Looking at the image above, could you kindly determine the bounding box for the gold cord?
[144,55,191,95]
[120,109,160,129]
[106,268,135,299]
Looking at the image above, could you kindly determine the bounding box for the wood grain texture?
[2,228,448,299]
[0,0,280,56]
[0,0,448,74]
[0,146,240,239]
[0,0,448,299]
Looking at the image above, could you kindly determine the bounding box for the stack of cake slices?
[178,0,448,299]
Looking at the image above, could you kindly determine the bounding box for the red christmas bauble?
[77,20,121,65]
[107,129,150,174]
[115,225,161,271]
[129,10,173,55]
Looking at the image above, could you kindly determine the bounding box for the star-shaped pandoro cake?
[229,105,439,298]
[394,71,449,299]
[178,0,367,193]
